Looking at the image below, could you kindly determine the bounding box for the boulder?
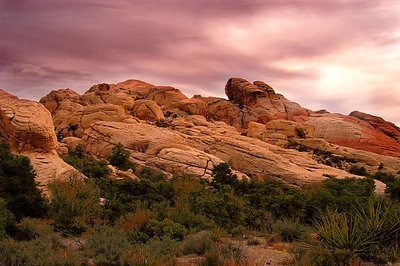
[0,90,58,152]
[132,100,164,121]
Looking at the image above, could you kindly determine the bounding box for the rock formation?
[0,90,83,194]
[0,76,399,193]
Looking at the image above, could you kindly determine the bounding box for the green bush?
[63,145,110,179]
[304,177,375,221]
[0,142,48,220]
[273,218,307,242]
[83,225,133,265]
[49,176,102,235]
[211,162,239,190]
[0,198,14,239]
[181,231,214,255]
[244,178,305,219]
[190,185,245,229]
[108,143,135,171]
[349,165,368,176]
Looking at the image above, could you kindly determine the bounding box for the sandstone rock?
[350,111,400,142]
[247,120,314,147]
[293,138,400,175]
[132,100,164,121]
[225,78,265,106]
[56,103,137,138]
[22,151,84,196]
[171,116,355,185]
[39,88,81,114]
[81,121,225,179]
[62,136,83,151]
[223,78,310,127]
[0,90,58,152]
[306,113,400,157]
[107,165,139,180]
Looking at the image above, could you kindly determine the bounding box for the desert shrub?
[0,198,14,239]
[304,177,375,221]
[273,218,308,243]
[386,179,400,201]
[247,238,261,246]
[181,231,214,255]
[108,143,135,171]
[96,177,175,223]
[49,176,102,235]
[201,250,224,266]
[189,184,245,229]
[83,225,133,265]
[293,246,353,266]
[244,206,274,232]
[219,242,247,265]
[0,225,85,266]
[142,238,180,264]
[63,145,110,179]
[169,209,216,232]
[211,162,239,190]
[370,172,400,202]
[349,165,368,176]
[244,178,305,219]
[0,143,48,220]
[139,167,166,182]
[141,218,188,241]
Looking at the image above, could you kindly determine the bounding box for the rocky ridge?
[1,78,399,191]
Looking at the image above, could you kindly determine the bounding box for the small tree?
[0,142,48,220]
[49,175,102,235]
[0,198,15,239]
[108,143,135,171]
[211,163,239,190]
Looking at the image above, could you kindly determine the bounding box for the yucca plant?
[353,198,400,263]
[314,198,400,264]
[314,208,375,262]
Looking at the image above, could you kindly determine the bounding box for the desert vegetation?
[0,143,400,265]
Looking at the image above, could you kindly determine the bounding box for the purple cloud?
[0,0,399,125]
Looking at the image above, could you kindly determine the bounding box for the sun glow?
[316,66,369,99]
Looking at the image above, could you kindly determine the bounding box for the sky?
[1,0,400,125]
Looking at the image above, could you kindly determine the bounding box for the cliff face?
[1,77,399,189]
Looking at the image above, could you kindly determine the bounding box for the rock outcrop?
[0,89,58,152]
[306,113,400,157]
[0,90,83,193]
[1,76,397,192]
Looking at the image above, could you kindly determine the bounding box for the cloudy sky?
[1,0,399,125]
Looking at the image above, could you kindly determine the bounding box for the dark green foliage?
[386,179,400,201]
[211,162,239,190]
[349,165,368,176]
[0,198,14,239]
[83,225,133,265]
[0,142,48,221]
[189,183,245,229]
[273,218,307,242]
[304,177,375,221]
[108,143,135,171]
[370,172,400,201]
[138,167,166,182]
[314,198,400,264]
[244,178,305,220]
[63,145,110,179]
[49,177,102,235]
[96,177,175,223]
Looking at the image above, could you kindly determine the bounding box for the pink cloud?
[0,0,399,125]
